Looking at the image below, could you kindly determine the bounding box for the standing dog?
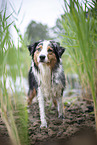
[27,40,65,127]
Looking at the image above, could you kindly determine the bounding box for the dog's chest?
[39,64,51,95]
[32,62,64,98]
[38,64,63,98]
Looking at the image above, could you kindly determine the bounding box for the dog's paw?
[40,122,47,128]
[58,114,65,119]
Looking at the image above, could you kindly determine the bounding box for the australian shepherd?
[27,40,65,127]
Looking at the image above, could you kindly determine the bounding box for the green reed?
[0,2,29,145]
[61,0,97,131]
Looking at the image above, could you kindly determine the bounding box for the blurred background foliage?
[25,20,53,44]
[0,0,97,144]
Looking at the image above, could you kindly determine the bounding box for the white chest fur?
[38,63,52,98]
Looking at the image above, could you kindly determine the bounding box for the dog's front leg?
[57,96,63,118]
[38,87,47,128]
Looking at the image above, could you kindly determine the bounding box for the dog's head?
[28,40,65,69]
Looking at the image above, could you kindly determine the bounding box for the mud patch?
[28,100,96,145]
[0,99,97,145]
[0,114,11,145]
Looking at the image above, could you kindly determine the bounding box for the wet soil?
[0,115,11,145]
[28,99,96,145]
[0,99,97,145]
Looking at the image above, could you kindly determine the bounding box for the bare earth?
[0,99,97,145]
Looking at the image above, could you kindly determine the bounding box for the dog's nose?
[39,55,46,61]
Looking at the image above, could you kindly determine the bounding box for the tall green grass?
[0,2,29,145]
[61,0,97,131]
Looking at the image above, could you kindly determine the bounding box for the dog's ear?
[28,40,42,56]
[50,40,65,58]
[57,46,65,58]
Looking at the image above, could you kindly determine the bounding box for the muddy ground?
[0,98,97,145]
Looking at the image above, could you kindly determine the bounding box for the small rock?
[57,131,63,137]
[33,122,39,127]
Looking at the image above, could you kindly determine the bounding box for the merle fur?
[28,67,38,96]
[28,40,65,98]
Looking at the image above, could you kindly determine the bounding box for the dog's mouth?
[39,60,45,63]
[39,60,50,64]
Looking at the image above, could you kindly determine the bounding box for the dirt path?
[28,99,96,145]
[0,99,96,145]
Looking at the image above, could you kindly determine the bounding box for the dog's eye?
[48,49,53,53]
[37,47,41,51]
